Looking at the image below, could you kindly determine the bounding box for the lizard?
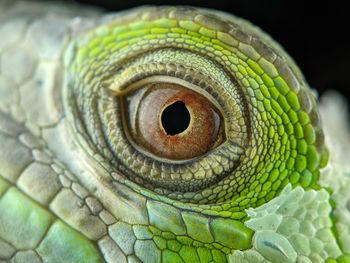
[0,1,349,262]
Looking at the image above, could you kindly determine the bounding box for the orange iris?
[125,83,224,160]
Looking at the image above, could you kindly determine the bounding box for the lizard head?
[1,3,346,262]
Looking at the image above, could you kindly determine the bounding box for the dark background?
[74,0,349,103]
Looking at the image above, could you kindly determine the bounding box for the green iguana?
[0,1,349,262]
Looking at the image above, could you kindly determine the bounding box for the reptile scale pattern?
[0,1,349,263]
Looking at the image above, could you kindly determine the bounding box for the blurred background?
[73,0,349,104]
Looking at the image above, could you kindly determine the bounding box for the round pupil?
[161,101,190,135]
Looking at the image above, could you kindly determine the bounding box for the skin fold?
[0,1,349,262]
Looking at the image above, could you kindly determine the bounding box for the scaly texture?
[0,1,349,263]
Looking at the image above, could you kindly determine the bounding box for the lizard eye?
[64,6,328,212]
[122,81,224,160]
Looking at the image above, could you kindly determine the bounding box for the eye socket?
[67,47,248,197]
[123,82,225,160]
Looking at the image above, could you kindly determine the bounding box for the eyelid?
[104,48,238,101]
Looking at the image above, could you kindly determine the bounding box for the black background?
[74,0,349,103]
